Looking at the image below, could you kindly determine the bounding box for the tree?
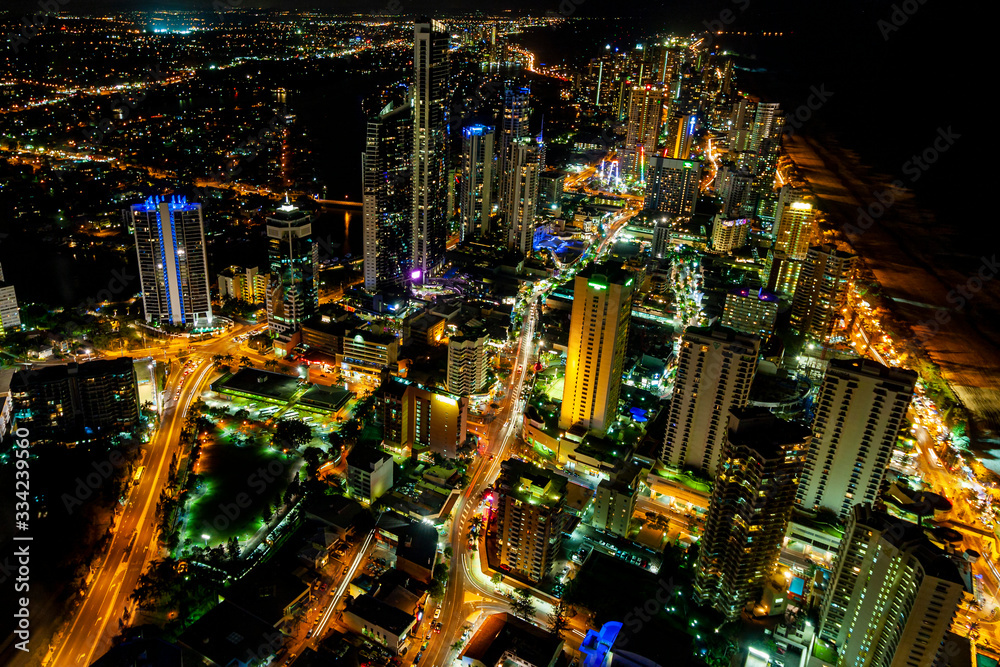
[491,572,503,586]
[510,588,535,621]
[274,418,313,449]
[238,355,252,368]
[263,359,279,370]
[301,446,325,478]
[549,601,569,636]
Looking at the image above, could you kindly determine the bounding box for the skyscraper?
[643,156,701,219]
[363,101,412,291]
[721,288,779,337]
[130,195,212,328]
[625,84,665,178]
[797,358,917,518]
[559,262,634,434]
[0,263,21,335]
[716,165,754,217]
[819,504,967,667]
[661,325,760,476]
[693,408,810,618]
[498,84,531,215]
[504,137,542,255]
[447,332,489,396]
[265,202,318,336]
[772,185,817,261]
[459,124,495,240]
[411,20,450,278]
[10,358,140,446]
[791,244,856,341]
[495,458,568,584]
[668,113,697,159]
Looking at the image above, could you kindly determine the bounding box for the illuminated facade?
[559,263,634,434]
[625,84,665,177]
[498,84,531,217]
[411,21,450,278]
[495,458,568,584]
[504,137,542,255]
[819,504,966,667]
[643,156,701,219]
[447,333,489,396]
[791,244,856,341]
[363,101,412,291]
[797,358,916,518]
[218,265,268,305]
[459,124,495,240]
[382,377,468,458]
[131,196,212,327]
[265,203,318,336]
[773,185,817,261]
[661,325,760,476]
[0,263,20,335]
[694,408,810,618]
[721,288,779,337]
[711,216,750,253]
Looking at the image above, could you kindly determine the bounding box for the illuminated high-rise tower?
[819,504,967,667]
[265,202,318,335]
[459,124,495,240]
[411,20,450,279]
[791,244,856,341]
[797,358,916,518]
[772,185,817,260]
[694,408,810,618]
[662,325,760,476]
[498,84,530,214]
[0,263,21,335]
[363,101,412,291]
[625,85,664,178]
[503,137,542,255]
[130,195,212,328]
[643,156,701,219]
[559,262,634,434]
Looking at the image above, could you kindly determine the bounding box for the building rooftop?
[500,458,568,509]
[12,357,135,387]
[345,594,416,636]
[461,612,563,667]
[577,260,633,287]
[177,600,279,667]
[348,446,393,471]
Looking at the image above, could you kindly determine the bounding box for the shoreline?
[782,132,1000,470]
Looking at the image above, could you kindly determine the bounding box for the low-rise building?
[342,594,417,655]
[347,448,394,504]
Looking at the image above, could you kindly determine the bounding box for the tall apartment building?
[10,358,140,446]
[791,244,856,341]
[0,263,21,335]
[504,138,542,255]
[643,156,701,219]
[716,165,754,218]
[381,378,468,458]
[411,21,450,278]
[694,408,810,618]
[592,462,644,538]
[218,265,268,305]
[347,448,394,504]
[711,216,750,253]
[661,325,760,476]
[265,202,318,336]
[625,84,665,177]
[459,124,495,240]
[447,333,490,396]
[797,358,917,518]
[337,329,399,384]
[668,113,697,160]
[130,195,212,328]
[651,217,672,259]
[819,504,967,667]
[495,458,568,584]
[363,101,412,290]
[559,263,634,434]
[721,288,779,337]
[497,84,531,214]
[773,186,817,261]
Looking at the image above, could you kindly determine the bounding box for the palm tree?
[238,356,252,368]
[263,358,279,370]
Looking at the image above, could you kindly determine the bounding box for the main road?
[47,324,259,667]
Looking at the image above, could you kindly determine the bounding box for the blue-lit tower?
[130,195,213,328]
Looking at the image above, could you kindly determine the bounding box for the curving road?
[46,325,259,667]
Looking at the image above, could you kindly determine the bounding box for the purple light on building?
[410,269,422,281]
